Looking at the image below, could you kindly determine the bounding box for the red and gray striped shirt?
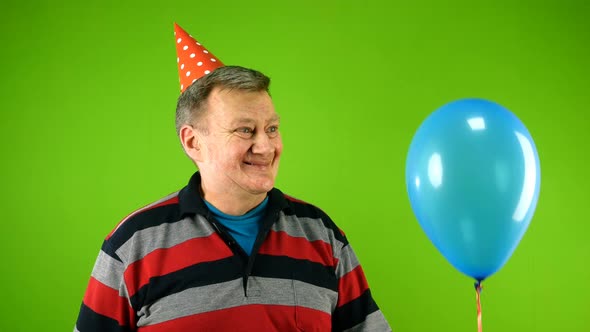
[74,172,391,331]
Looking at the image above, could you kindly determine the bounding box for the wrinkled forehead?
[205,88,279,124]
[229,113,280,124]
[219,113,280,132]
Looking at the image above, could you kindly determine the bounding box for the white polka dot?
[190,53,195,58]
[204,70,210,74]
[183,45,188,51]
[211,58,216,62]
[176,57,179,63]
[192,79,197,83]
[197,61,203,66]
[186,71,191,76]
[177,38,181,43]
[203,50,209,54]
[196,42,201,45]
[181,64,185,69]
[181,84,184,90]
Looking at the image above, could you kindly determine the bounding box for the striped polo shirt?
[74,171,391,331]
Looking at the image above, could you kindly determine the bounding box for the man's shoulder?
[105,191,182,248]
[278,192,347,241]
[281,193,326,218]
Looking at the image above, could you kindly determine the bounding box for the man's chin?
[245,180,275,195]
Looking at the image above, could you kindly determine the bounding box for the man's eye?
[267,126,279,135]
[237,127,253,134]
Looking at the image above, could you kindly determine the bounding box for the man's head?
[177,66,283,198]
[175,66,271,135]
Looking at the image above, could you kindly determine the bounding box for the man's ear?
[179,124,203,162]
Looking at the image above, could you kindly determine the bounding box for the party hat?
[174,23,224,93]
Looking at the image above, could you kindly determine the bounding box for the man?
[74,24,392,331]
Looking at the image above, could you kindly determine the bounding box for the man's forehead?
[230,113,281,124]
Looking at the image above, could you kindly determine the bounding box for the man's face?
[196,87,283,197]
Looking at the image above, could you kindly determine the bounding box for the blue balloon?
[405,98,540,281]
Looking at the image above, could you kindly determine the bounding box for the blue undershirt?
[204,197,268,255]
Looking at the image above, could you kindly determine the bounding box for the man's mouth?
[244,161,271,167]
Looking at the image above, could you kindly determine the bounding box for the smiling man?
[73,24,392,332]
[180,82,283,216]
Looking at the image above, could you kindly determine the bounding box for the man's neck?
[200,185,267,216]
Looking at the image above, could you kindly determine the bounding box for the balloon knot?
[474,281,483,293]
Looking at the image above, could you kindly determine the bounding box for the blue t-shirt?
[204,197,268,255]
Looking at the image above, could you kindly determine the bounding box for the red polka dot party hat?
[174,23,224,93]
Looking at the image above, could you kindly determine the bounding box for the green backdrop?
[1,0,588,331]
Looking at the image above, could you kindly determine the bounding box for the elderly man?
[74,23,392,332]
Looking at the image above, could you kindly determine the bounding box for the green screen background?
[1,0,588,331]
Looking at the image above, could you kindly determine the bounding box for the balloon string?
[475,281,483,332]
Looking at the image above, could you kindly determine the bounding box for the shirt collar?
[178,171,288,217]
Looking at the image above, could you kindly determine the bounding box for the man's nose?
[251,132,274,154]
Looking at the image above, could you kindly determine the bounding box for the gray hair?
[175,65,271,135]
